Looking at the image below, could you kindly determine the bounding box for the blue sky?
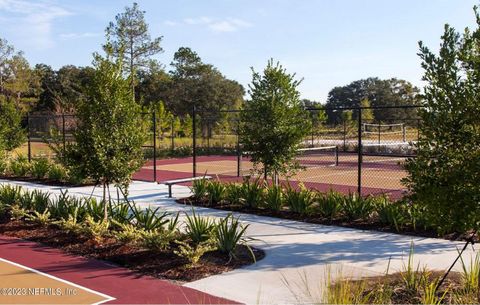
[0,0,477,101]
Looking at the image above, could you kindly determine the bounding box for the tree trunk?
[102,181,108,221]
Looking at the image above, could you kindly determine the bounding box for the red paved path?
[0,235,239,304]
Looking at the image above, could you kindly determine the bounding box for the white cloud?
[170,16,252,33]
[60,32,100,39]
[0,0,72,49]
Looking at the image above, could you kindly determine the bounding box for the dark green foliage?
[341,193,374,221]
[284,184,316,215]
[240,60,311,181]
[374,196,406,232]
[404,7,480,233]
[184,209,215,245]
[131,205,169,231]
[206,180,226,206]
[239,178,264,208]
[191,178,208,200]
[85,198,104,221]
[315,190,343,219]
[9,155,30,177]
[0,185,22,205]
[108,201,133,225]
[263,184,284,211]
[225,183,243,205]
[47,164,67,181]
[31,158,50,179]
[0,97,25,153]
[215,213,251,260]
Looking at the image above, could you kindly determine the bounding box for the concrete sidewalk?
[0,179,476,304]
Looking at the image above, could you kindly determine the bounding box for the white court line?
[0,257,115,305]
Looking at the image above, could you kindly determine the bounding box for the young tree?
[241,60,311,183]
[64,52,147,219]
[403,7,480,233]
[0,38,14,95]
[105,2,163,97]
[0,96,25,154]
[360,98,374,122]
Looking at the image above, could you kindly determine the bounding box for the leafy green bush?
[315,190,342,219]
[191,178,208,200]
[206,180,226,206]
[85,198,104,221]
[131,205,169,231]
[0,158,7,175]
[83,215,110,241]
[374,196,405,231]
[225,183,243,205]
[9,155,30,177]
[31,158,50,179]
[184,209,215,245]
[113,221,144,245]
[32,190,51,213]
[56,207,84,234]
[341,193,374,221]
[25,209,52,226]
[239,178,264,208]
[47,164,67,181]
[0,185,22,206]
[215,213,252,260]
[140,229,175,251]
[174,240,213,268]
[284,184,315,215]
[263,184,284,211]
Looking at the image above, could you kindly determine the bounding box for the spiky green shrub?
[239,178,264,208]
[31,190,51,213]
[131,205,169,231]
[18,189,35,210]
[206,180,226,206]
[31,158,50,179]
[225,183,243,205]
[191,178,209,200]
[284,184,316,215]
[9,155,30,177]
[263,184,284,211]
[0,185,22,206]
[47,163,67,181]
[85,198,104,221]
[184,209,215,245]
[108,201,133,225]
[56,207,84,234]
[374,196,405,231]
[316,190,343,219]
[341,193,374,221]
[215,213,252,260]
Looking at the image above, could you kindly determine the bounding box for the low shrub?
[263,184,284,211]
[315,190,343,219]
[184,209,216,245]
[206,179,226,206]
[113,221,144,245]
[225,183,243,205]
[374,196,405,231]
[25,209,52,226]
[31,158,50,179]
[341,193,374,221]
[239,178,264,208]
[174,240,214,268]
[140,229,175,251]
[47,164,67,181]
[284,184,316,215]
[191,178,209,200]
[83,215,110,241]
[0,185,22,206]
[215,213,252,260]
[9,155,30,177]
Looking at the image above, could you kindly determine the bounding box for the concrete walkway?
[0,179,477,304]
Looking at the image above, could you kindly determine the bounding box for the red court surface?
[0,235,238,304]
[133,154,407,199]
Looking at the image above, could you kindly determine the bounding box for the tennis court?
[134,145,410,198]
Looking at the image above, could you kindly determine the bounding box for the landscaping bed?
[0,185,264,283]
[179,178,479,243]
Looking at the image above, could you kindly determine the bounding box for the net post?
[236,120,241,177]
[27,113,31,163]
[377,123,381,144]
[192,105,197,178]
[152,111,157,183]
[357,108,362,196]
[335,146,339,166]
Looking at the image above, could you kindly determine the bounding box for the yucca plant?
[0,185,22,206]
[215,213,253,261]
[206,180,226,206]
[225,183,243,205]
[284,184,316,215]
[422,277,448,305]
[32,190,51,213]
[31,158,50,179]
[85,197,104,221]
[18,189,35,210]
[131,205,169,231]
[400,242,428,293]
[341,193,374,221]
[316,190,342,219]
[239,178,264,208]
[374,196,405,232]
[108,201,133,225]
[459,251,480,294]
[167,212,180,233]
[184,209,216,245]
[47,164,67,181]
[9,155,30,177]
[263,183,284,211]
[191,178,209,200]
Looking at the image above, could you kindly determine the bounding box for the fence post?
[207,122,210,154]
[343,119,346,152]
[311,116,314,148]
[62,113,66,153]
[192,105,197,178]
[237,120,241,177]
[152,111,157,183]
[403,125,407,142]
[27,113,31,162]
[357,108,362,196]
[377,122,381,144]
[171,118,174,152]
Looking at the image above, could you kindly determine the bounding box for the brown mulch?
[0,219,264,283]
[177,197,479,243]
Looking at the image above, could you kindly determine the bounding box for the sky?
[0,0,477,101]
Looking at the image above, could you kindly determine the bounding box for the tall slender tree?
[105,2,163,98]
